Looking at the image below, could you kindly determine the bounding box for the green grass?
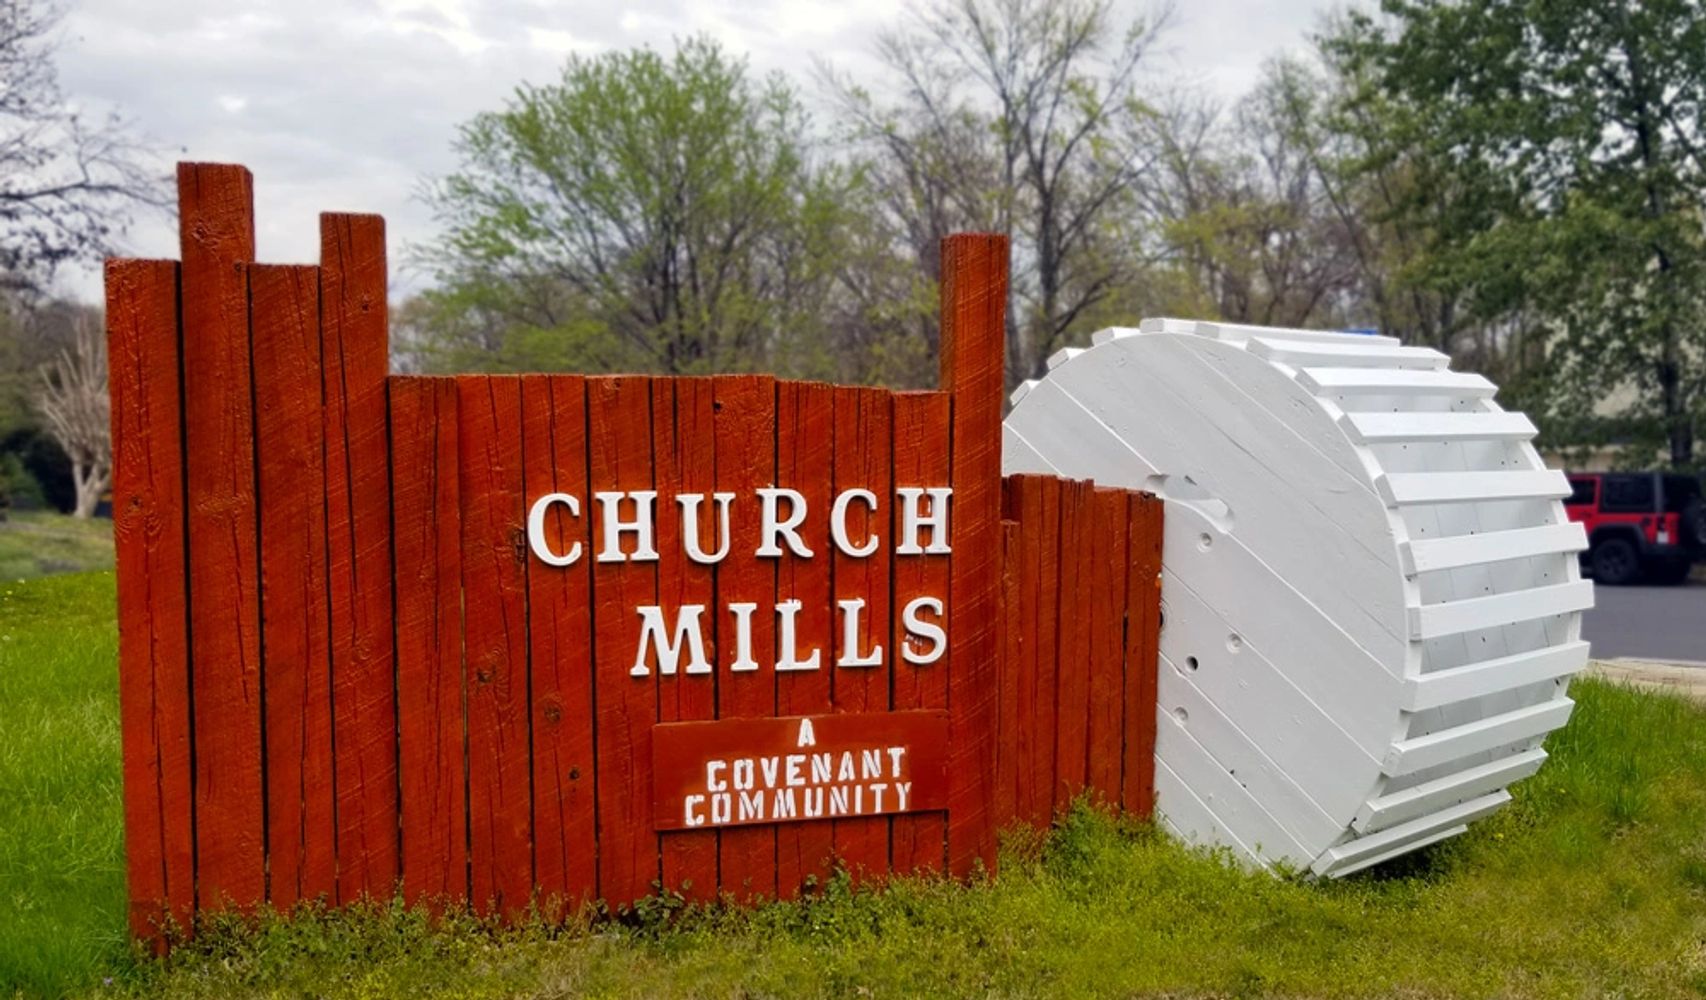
[4,571,1706,998]
[0,513,114,580]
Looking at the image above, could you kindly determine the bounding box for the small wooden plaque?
[652,710,949,832]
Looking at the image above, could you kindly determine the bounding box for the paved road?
[1582,578,1706,663]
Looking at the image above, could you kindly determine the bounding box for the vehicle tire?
[1591,537,1642,585]
[1646,557,1693,586]
[1683,497,1706,553]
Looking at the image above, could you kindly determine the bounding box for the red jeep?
[1565,472,1705,585]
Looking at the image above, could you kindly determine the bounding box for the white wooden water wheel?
[1002,318,1592,876]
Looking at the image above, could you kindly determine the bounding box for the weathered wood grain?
[391,376,467,908]
[108,258,194,942]
[252,264,335,910]
[178,162,264,911]
[320,214,398,903]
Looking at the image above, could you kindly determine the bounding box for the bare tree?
[825,0,1174,387]
[1,0,168,296]
[34,313,107,517]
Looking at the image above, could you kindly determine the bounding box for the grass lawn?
[3,571,1705,998]
[0,513,114,581]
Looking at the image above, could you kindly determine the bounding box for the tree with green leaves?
[825,0,1173,387]
[414,37,905,381]
[1325,0,1706,467]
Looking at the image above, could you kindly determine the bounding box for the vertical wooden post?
[774,381,836,895]
[391,376,467,908]
[458,375,532,917]
[252,264,336,909]
[655,378,720,904]
[179,162,264,911]
[108,258,194,942]
[713,375,778,901]
[1122,493,1164,816]
[939,232,1008,876]
[320,214,399,902]
[522,374,598,914]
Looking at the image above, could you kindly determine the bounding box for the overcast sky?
[54,0,1325,302]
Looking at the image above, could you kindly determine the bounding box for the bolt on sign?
[107,162,1163,945]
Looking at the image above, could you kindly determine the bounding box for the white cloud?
[52,0,1321,302]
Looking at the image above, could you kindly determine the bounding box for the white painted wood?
[1401,523,1587,574]
[1408,581,1594,640]
[1009,378,1039,406]
[1323,825,1467,878]
[1342,411,1536,444]
[1047,346,1084,370]
[1404,641,1588,711]
[1313,790,1511,876]
[1003,318,1591,878]
[1091,326,1140,345]
[1298,367,1496,398]
[1353,749,1546,833]
[1247,336,1449,369]
[1377,469,1571,506]
[1383,698,1574,776]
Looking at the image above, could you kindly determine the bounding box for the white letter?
[632,605,709,676]
[527,493,583,566]
[706,761,727,793]
[836,598,883,667]
[830,489,879,557]
[896,782,911,810]
[727,602,758,671]
[775,600,821,672]
[677,492,734,564]
[896,487,952,554]
[886,746,906,777]
[901,596,946,665]
[757,488,812,557]
[684,795,705,827]
[796,717,817,747]
[596,490,658,562]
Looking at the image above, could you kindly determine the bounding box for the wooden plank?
[831,386,892,884]
[652,378,720,904]
[320,213,399,903]
[1354,748,1546,834]
[1298,367,1495,398]
[1246,336,1448,369]
[391,377,467,908]
[1342,410,1536,444]
[1025,476,1062,825]
[1408,581,1594,640]
[1122,492,1163,817]
[108,258,194,941]
[521,374,597,916]
[891,391,952,874]
[251,264,334,910]
[1383,699,1575,777]
[1085,488,1128,803]
[457,375,532,917]
[1404,641,1590,711]
[651,711,950,832]
[587,376,659,910]
[178,162,264,912]
[1377,469,1571,506]
[994,517,1021,830]
[938,232,1007,877]
[1401,522,1587,575]
[713,375,778,901]
[1313,791,1509,876]
[1053,479,1092,811]
[774,380,836,896]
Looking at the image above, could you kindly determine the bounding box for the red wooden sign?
[107,162,1163,945]
[651,711,949,832]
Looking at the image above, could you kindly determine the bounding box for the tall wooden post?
[939,232,1009,876]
